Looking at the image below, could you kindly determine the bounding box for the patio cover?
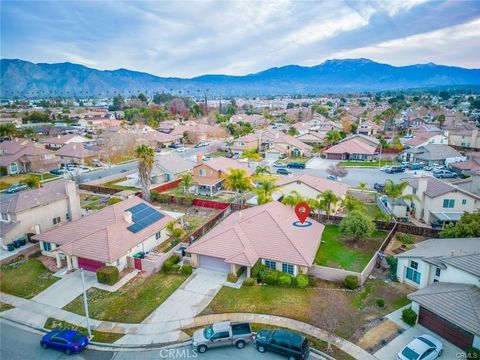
[431,212,463,221]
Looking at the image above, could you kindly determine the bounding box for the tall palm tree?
[383,180,419,215]
[324,130,342,146]
[135,144,155,201]
[179,172,194,194]
[341,194,366,213]
[281,190,305,207]
[255,179,278,205]
[222,168,253,204]
[316,190,338,217]
[255,165,270,176]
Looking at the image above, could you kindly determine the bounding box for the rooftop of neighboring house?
[450,160,480,171]
[275,173,351,198]
[234,133,259,143]
[33,196,174,263]
[404,144,461,160]
[142,130,177,143]
[230,114,266,125]
[324,137,377,155]
[0,138,56,166]
[401,175,480,200]
[262,129,312,151]
[55,143,99,159]
[199,157,254,176]
[39,134,90,145]
[404,131,443,147]
[155,153,195,175]
[187,201,324,267]
[297,132,325,141]
[407,282,480,335]
[449,128,479,137]
[358,120,382,130]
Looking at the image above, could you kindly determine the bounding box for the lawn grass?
[314,225,386,272]
[0,259,59,299]
[206,151,228,158]
[338,160,398,167]
[284,156,310,164]
[102,177,139,191]
[63,272,188,323]
[0,302,14,312]
[166,186,236,202]
[0,173,58,190]
[44,318,124,343]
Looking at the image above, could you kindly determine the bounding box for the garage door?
[198,255,230,273]
[419,307,474,350]
[78,258,104,272]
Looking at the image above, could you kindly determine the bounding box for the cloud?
[1,0,479,77]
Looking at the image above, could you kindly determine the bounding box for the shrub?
[278,274,292,287]
[0,166,7,176]
[162,260,174,272]
[107,197,122,205]
[170,264,181,273]
[243,277,255,286]
[397,233,414,245]
[296,274,309,288]
[227,272,238,283]
[344,275,359,290]
[339,211,375,240]
[386,256,398,281]
[181,265,192,276]
[401,308,417,326]
[264,269,279,285]
[376,298,385,308]
[169,255,181,264]
[251,263,268,279]
[96,266,120,285]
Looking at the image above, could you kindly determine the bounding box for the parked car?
[276,168,291,175]
[424,166,433,171]
[385,165,405,174]
[374,183,384,192]
[407,163,423,170]
[226,152,234,158]
[433,170,458,179]
[326,175,338,181]
[5,183,28,194]
[168,143,181,149]
[91,159,104,167]
[272,161,287,168]
[40,328,89,355]
[192,321,253,353]
[287,162,306,169]
[379,165,390,172]
[176,147,188,153]
[254,329,309,360]
[50,169,66,176]
[397,334,443,360]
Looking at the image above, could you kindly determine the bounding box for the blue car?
[276,168,291,175]
[5,183,27,194]
[41,329,88,355]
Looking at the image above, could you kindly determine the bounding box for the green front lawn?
[206,151,228,158]
[0,173,58,190]
[314,225,386,272]
[63,272,188,323]
[102,178,140,191]
[338,160,398,167]
[284,156,310,164]
[44,318,123,343]
[0,259,59,299]
[0,302,14,312]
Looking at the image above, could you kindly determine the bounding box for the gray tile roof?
[408,282,480,335]
[402,176,480,199]
[154,153,195,175]
[442,254,480,277]
[414,144,462,161]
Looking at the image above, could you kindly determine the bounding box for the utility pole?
[81,268,92,338]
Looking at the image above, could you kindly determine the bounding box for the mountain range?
[1,58,479,97]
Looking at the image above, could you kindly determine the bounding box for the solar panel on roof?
[126,203,165,233]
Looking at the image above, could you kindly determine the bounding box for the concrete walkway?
[0,292,376,359]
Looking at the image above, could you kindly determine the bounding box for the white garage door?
[265,151,281,161]
[199,255,231,273]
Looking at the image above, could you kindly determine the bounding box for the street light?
[80,268,92,338]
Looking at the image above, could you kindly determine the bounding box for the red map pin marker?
[294,202,310,224]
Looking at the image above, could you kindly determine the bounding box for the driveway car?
[5,183,28,194]
[326,175,338,181]
[50,169,66,175]
[176,147,188,152]
[40,328,88,355]
[254,329,309,360]
[192,321,253,353]
[397,334,443,360]
[433,170,457,179]
[168,143,181,149]
[374,183,384,193]
[386,165,405,174]
[276,168,291,175]
[272,161,287,168]
[287,162,306,169]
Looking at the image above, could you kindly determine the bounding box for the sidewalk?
[0,292,376,359]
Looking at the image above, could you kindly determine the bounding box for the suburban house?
[0,180,81,247]
[324,137,377,161]
[449,128,480,149]
[231,133,259,155]
[0,138,60,174]
[297,131,325,146]
[230,114,267,127]
[276,174,351,210]
[39,134,91,150]
[78,117,122,129]
[407,283,480,351]
[33,196,174,272]
[357,120,382,136]
[55,143,100,165]
[187,201,324,277]
[450,159,480,177]
[152,153,195,183]
[402,144,463,165]
[403,131,448,149]
[291,122,310,136]
[140,130,176,149]
[261,129,312,160]
[402,176,480,225]
[191,157,253,196]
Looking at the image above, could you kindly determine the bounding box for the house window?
[442,199,455,208]
[410,260,418,270]
[1,213,8,221]
[406,267,421,284]
[435,268,441,277]
[199,169,206,176]
[156,231,162,240]
[282,263,294,275]
[264,259,276,270]
[412,188,417,195]
[52,216,61,225]
[462,199,467,205]
[42,242,52,252]
[9,163,18,174]
[66,213,70,220]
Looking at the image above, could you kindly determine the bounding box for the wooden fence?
[151,179,181,193]
[79,183,120,195]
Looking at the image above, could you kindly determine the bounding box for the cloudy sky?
[2,0,479,77]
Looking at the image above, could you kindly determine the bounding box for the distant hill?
[1,58,479,97]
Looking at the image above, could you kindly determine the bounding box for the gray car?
[192,321,253,354]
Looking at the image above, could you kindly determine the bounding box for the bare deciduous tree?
[327,164,349,178]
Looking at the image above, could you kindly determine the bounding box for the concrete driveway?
[142,268,226,323]
[374,324,464,360]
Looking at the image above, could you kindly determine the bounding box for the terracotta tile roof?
[276,173,350,198]
[40,134,89,145]
[55,143,98,159]
[324,138,376,155]
[187,201,324,267]
[33,197,174,263]
[404,131,442,147]
[203,157,254,175]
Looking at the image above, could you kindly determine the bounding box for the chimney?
[65,180,81,221]
[196,153,203,164]
[417,175,429,196]
[124,210,133,224]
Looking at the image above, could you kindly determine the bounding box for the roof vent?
[124,210,133,224]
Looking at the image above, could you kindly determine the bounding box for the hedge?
[402,308,417,326]
[181,265,192,275]
[96,266,120,285]
[278,274,292,287]
[243,277,255,286]
[344,275,359,290]
[296,274,309,288]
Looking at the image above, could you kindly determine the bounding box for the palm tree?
[135,144,155,201]
[179,172,193,194]
[383,180,419,215]
[324,130,342,146]
[340,194,366,213]
[222,168,253,204]
[357,181,368,191]
[255,179,278,205]
[166,220,177,237]
[281,190,315,208]
[255,165,270,176]
[316,190,338,217]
